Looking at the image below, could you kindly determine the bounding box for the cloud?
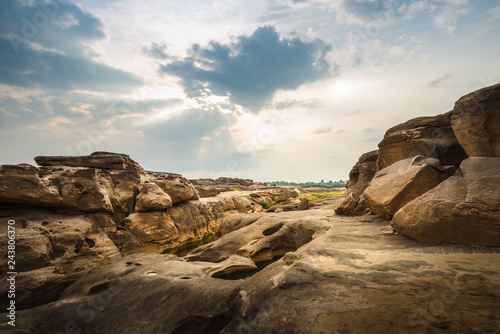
[313,125,333,134]
[425,74,452,88]
[161,25,332,112]
[0,0,141,93]
[143,43,170,59]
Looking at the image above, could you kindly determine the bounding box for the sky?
[1,0,499,182]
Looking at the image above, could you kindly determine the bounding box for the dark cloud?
[161,25,332,112]
[0,1,141,93]
[144,43,170,59]
[425,74,452,88]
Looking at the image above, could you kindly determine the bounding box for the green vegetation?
[258,200,273,209]
[268,180,346,187]
[233,188,240,191]
[299,189,310,194]
[311,191,343,198]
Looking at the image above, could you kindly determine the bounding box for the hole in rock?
[134,263,142,266]
[42,221,49,226]
[84,237,96,248]
[211,268,260,280]
[126,262,133,265]
[145,271,159,276]
[74,239,84,254]
[255,254,286,270]
[179,276,192,280]
[116,226,126,231]
[171,311,233,334]
[88,282,111,295]
[262,223,285,236]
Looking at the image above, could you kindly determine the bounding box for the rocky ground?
[2,195,499,333]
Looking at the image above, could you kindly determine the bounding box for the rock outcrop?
[5,207,499,333]
[363,156,452,219]
[35,151,145,174]
[392,157,500,246]
[377,111,467,171]
[0,153,295,305]
[335,150,378,215]
[451,83,500,157]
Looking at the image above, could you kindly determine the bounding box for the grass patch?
[311,191,343,198]
[259,200,273,209]
[299,189,309,194]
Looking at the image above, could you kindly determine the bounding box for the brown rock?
[377,111,467,171]
[195,186,222,198]
[35,151,145,174]
[392,157,500,246]
[124,212,180,246]
[135,182,172,212]
[147,171,199,204]
[451,83,500,157]
[363,156,450,219]
[346,150,379,196]
[336,150,378,216]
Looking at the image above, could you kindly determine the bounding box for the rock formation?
[363,156,452,219]
[338,83,500,248]
[451,83,500,157]
[0,152,296,310]
[4,205,499,333]
[376,111,467,171]
[392,157,500,246]
[335,150,378,215]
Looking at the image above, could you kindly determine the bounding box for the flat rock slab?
[4,210,499,334]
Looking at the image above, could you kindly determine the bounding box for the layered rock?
[392,157,500,246]
[6,208,499,333]
[363,156,452,219]
[0,153,294,280]
[335,150,378,215]
[451,83,500,157]
[377,111,467,171]
[35,151,145,174]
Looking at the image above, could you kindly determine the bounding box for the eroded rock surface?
[377,111,467,171]
[451,83,500,157]
[392,157,500,246]
[363,156,452,219]
[335,150,378,215]
[5,208,499,334]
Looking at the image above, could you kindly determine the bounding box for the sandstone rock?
[135,182,172,212]
[335,192,369,216]
[0,164,141,212]
[0,267,87,310]
[266,198,309,212]
[35,151,145,174]
[124,212,180,248]
[215,177,254,187]
[451,83,500,157]
[363,156,451,219]
[8,211,500,333]
[195,186,222,197]
[336,150,378,216]
[392,157,500,246]
[346,150,379,196]
[0,209,122,274]
[377,111,467,171]
[147,171,199,204]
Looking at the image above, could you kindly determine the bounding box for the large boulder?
[35,151,145,174]
[392,157,500,246]
[363,156,452,219]
[451,83,500,157]
[377,111,467,171]
[335,150,378,215]
[134,182,172,212]
[146,171,199,204]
